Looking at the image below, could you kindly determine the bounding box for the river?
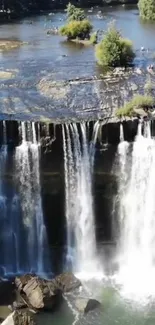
[1,5,155,325]
[0,5,155,121]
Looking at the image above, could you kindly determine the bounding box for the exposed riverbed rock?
[0,40,26,52]
[75,298,101,314]
[0,71,17,79]
[37,79,70,99]
[1,311,36,325]
[15,275,61,311]
[55,272,81,292]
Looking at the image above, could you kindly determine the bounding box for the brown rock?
[55,272,81,292]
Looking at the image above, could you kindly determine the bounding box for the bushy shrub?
[90,32,97,44]
[138,0,155,20]
[116,95,155,117]
[66,3,85,21]
[95,23,135,67]
[59,20,92,40]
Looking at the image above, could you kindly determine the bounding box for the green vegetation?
[138,0,155,20]
[95,23,135,67]
[60,3,94,42]
[90,32,98,44]
[59,20,92,40]
[66,3,85,21]
[116,95,155,117]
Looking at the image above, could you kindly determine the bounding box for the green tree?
[66,2,85,21]
[138,0,155,20]
[95,23,135,67]
[59,19,92,40]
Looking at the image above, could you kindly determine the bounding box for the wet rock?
[55,272,81,292]
[1,311,36,325]
[75,298,101,313]
[47,29,58,35]
[15,275,61,311]
[133,108,148,117]
[0,40,25,52]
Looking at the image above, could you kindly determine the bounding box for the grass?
[116,94,155,117]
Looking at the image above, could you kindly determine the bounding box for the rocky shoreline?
[0,273,102,325]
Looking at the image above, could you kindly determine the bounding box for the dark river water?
[1,5,155,325]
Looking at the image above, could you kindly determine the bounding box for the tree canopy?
[95,23,135,67]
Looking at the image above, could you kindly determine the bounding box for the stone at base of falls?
[1,311,36,325]
[75,298,101,314]
[54,272,81,292]
[15,275,61,311]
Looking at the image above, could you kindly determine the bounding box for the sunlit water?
[113,122,155,303]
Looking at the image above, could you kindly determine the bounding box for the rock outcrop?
[15,273,81,311]
[15,275,61,311]
[75,298,101,314]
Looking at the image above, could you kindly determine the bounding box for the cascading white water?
[116,121,155,301]
[62,122,103,279]
[15,121,50,275]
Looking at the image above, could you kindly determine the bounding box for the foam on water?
[116,121,155,303]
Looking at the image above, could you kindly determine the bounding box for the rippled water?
[1,6,155,325]
[0,5,155,121]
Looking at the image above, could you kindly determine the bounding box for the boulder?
[1,311,36,325]
[15,275,61,311]
[75,298,101,314]
[55,272,81,292]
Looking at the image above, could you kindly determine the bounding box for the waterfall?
[15,121,50,275]
[62,122,103,279]
[117,121,155,301]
